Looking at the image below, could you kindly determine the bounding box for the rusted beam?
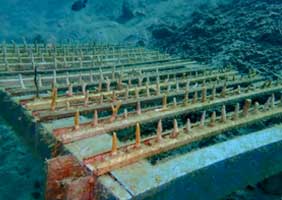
[54,81,278,144]
[1,43,136,54]
[0,50,165,72]
[84,97,282,176]
[0,57,181,78]
[1,49,154,61]
[0,57,178,77]
[25,70,237,111]
[0,48,170,75]
[1,59,197,89]
[5,60,202,95]
[36,76,263,121]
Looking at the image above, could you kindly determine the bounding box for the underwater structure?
[0,42,282,199]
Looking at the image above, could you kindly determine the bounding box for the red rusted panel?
[65,176,95,200]
[45,155,86,200]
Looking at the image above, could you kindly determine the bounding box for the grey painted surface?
[97,126,282,199]
[66,134,112,161]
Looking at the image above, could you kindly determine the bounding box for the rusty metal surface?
[2,58,192,90]
[52,80,273,144]
[1,43,282,199]
[83,100,282,176]
[0,44,167,73]
[23,64,217,111]
[34,76,264,122]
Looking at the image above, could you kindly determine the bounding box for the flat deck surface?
[94,125,282,199]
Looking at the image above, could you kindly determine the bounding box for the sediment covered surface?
[0,117,45,200]
[151,0,282,72]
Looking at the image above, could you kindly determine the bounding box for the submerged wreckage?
[0,42,281,199]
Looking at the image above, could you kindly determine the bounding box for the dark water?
[0,117,44,200]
